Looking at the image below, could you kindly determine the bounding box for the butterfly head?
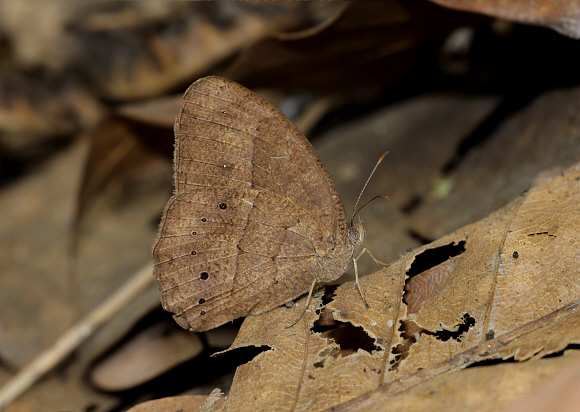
[348,217,365,248]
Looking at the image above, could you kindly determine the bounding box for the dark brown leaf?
[430,0,580,39]
[230,0,473,93]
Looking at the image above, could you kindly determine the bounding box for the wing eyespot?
[199,298,206,304]
[201,217,207,222]
[219,203,227,210]
[191,250,197,255]
[191,230,197,235]
[200,272,209,280]
[200,311,206,315]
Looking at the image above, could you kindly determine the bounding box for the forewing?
[153,76,347,331]
[173,76,346,235]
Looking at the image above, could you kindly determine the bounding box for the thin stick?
[0,262,154,410]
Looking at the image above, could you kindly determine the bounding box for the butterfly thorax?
[319,217,365,282]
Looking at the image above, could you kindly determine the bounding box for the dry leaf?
[116,95,184,129]
[500,353,580,412]
[73,3,331,100]
[0,70,104,161]
[211,162,580,411]
[126,395,207,412]
[90,321,203,391]
[202,389,225,412]
[73,115,173,251]
[430,0,580,39]
[339,350,580,411]
[231,0,472,93]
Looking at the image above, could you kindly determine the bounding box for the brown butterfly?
[153,76,377,332]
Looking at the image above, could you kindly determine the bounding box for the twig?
[0,262,154,410]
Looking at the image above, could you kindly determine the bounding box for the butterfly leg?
[284,279,317,329]
[353,257,371,309]
[355,247,388,266]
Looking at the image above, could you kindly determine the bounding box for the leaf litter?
[3,1,580,410]
[199,161,580,411]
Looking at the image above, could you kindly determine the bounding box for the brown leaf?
[500,353,580,412]
[90,321,203,392]
[116,95,184,129]
[339,350,580,411]
[230,0,472,93]
[0,70,104,160]
[429,0,580,39]
[73,3,330,100]
[126,395,208,412]
[73,115,173,250]
[216,162,580,411]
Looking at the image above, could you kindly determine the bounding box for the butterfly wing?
[153,76,349,331]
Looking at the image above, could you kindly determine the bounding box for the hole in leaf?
[406,241,466,279]
[403,241,466,312]
[312,316,382,368]
[321,285,339,305]
[390,314,476,371]
[389,319,423,371]
[432,313,476,342]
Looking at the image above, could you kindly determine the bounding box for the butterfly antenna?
[350,151,389,225]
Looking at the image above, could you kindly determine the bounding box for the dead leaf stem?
[379,253,411,386]
[291,307,314,412]
[482,197,524,338]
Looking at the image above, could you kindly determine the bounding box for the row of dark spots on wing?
[190,201,229,316]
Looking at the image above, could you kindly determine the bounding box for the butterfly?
[153,76,372,332]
